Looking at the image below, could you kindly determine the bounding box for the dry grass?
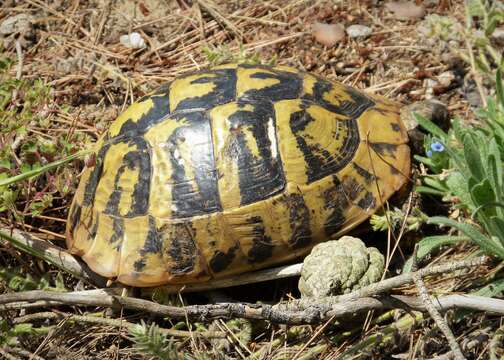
[0,0,502,359]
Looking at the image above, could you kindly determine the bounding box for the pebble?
[385,1,426,20]
[311,22,345,47]
[346,24,372,38]
[492,27,504,45]
[437,71,455,87]
[0,14,32,35]
[119,32,146,49]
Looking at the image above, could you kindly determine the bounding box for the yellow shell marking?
[302,73,319,96]
[108,98,155,138]
[236,67,280,98]
[93,141,138,213]
[210,102,256,209]
[273,99,307,184]
[169,73,217,111]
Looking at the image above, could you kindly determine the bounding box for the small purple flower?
[426,150,433,158]
[431,141,445,152]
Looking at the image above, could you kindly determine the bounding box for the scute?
[66,63,410,287]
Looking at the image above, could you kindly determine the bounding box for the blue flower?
[426,150,433,158]
[431,141,445,152]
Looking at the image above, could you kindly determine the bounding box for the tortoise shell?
[66,63,410,287]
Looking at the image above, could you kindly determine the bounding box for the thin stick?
[1,291,503,326]
[195,0,243,39]
[13,311,225,339]
[278,256,487,311]
[411,246,466,360]
[0,226,107,287]
[0,256,494,326]
[157,263,302,294]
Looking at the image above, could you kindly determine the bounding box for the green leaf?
[413,113,448,141]
[470,178,496,211]
[487,139,503,200]
[12,323,33,335]
[0,158,11,170]
[403,235,469,273]
[414,186,447,196]
[497,68,504,108]
[423,176,449,192]
[445,171,475,209]
[463,133,486,182]
[471,277,504,298]
[467,0,485,17]
[0,149,91,187]
[489,216,504,247]
[428,216,504,259]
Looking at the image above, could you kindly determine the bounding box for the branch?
[1,291,503,325]
[0,226,107,287]
[0,256,492,325]
[411,246,465,360]
[13,311,225,339]
[276,256,488,311]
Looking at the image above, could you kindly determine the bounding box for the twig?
[1,347,45,360]
[195,0,243,39]
[489,324,504,360]
[12,311,225,339]
[11,40,23,102]
[1,290,502,326]
[15,40,23,80]
[0,258,490,325]
[0,226,107,287]
[278,257,487,311]
[429,351,454,360]
[411,245,466,360]
[158,263,302,294]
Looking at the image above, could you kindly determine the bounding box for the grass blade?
[403,235,469,273]
[413,113,448,140]
[428,216,504,259]
[0,150,91,187]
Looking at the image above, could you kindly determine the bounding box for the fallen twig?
[411,245,466,360]
[13,311,225,339]
[1,290,503,325]
[0,226,107,287]
[0,257,493,325]
[277,256,488,311]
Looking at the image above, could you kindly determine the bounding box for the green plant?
[411,70,504,267]
[0,267,67,291]
[425,0,503,78]
[129,321,188,360]
[0,50,89,221]
[0,321,50,347]
[370,207,429,233]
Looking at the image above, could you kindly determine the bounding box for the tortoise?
[66,63,410,287]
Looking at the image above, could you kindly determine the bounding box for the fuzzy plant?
[404,70,504,271]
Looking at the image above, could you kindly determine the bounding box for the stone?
[311,22,345,47]
[346,24,372,39]
[0,14,32,35]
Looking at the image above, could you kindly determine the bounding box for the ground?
[0,0,503,359]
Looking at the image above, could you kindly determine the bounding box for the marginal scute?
[66,63,410,287]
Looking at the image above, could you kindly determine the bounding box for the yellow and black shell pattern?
[66,63,410,287]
